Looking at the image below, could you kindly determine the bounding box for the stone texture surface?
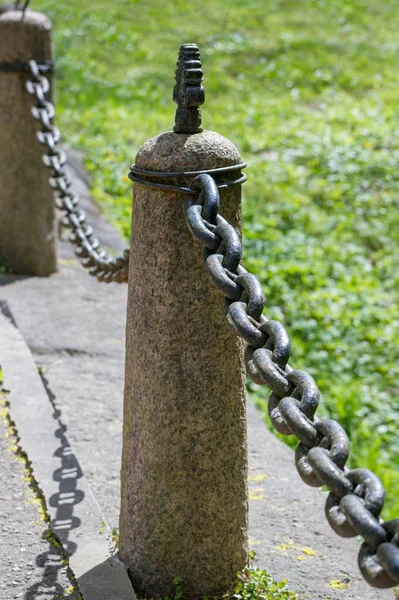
[0,10,57,276]
[120,130,248,599]
[0,149,395,599]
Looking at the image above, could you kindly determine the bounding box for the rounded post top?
[136,130,242,174]
[0,10,53,63]
[0,9,51,28]
[173,43,205,135]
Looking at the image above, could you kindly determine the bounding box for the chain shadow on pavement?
[24,383,84,599]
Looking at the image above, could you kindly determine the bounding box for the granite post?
[120,45,248,599]
[0,10,57,275]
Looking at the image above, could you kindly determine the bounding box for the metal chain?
[184,173,399,590]
[13,0,30,13]
[26,60,129,283]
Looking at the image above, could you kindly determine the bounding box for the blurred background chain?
[26,59,129,283]
[15,0,31,13]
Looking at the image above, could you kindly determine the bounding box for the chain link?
[185,172,399,590]
[15,0,31,13]
[26,60,129,283]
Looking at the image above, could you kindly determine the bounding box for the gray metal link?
[185,172,399,589]
[26,60,129,283]
[213,215,242,272]
[287,370,320,420]
[235,273,265,322]
[190,174,220,222]
[205,254,246,299]
[227,302,267,347]
[341,494,387,548]
[294,420,350,488]
[359,518,399,587]
[185,202,221,251]
[359,542,398,588]
[325,468,385,540]
[278,397,319,447]
[295,441,324,486]
[258,320,291,369]
[253,348,293,396]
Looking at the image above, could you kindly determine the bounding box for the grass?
[146,560,297,600]
[0,256,10,273]
[228,563,296,600]
[34,0,399,519]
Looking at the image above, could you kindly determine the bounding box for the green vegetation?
[148,561,296,600]
[35,0,399,518]
[228,562,296,600]
[0,256,10,273]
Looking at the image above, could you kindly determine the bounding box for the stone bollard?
[120,45,248,599]
[0,10,57,276]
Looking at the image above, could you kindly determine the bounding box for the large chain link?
[26,60,129,283]
[185,173,399,590]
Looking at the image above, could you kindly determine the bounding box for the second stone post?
[0,10,57,275]
[120,44,248,599]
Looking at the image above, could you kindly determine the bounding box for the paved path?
[0,399,80,600]
[0,150,394,599]
[0,312,134,600]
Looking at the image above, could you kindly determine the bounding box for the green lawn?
[35,0,399,519]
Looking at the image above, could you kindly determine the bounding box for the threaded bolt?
[173,43,205,134]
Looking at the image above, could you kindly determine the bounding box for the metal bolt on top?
[173,43,205,134]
